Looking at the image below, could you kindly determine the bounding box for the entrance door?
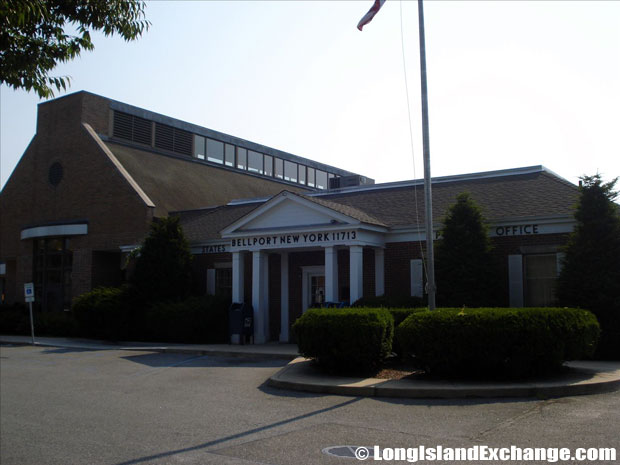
[302,266,325,313]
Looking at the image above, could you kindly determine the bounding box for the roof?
[312,168,578,227]
[175,166,579,241]
[105,141,308,217]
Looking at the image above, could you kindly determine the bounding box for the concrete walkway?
[3,335,619,399]
[268,357,620,399]
[0,335,298,360]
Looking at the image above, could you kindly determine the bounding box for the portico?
[221,191,386,343]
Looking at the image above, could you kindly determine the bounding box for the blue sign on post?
[24,283,35,343]
[24,283,35,302]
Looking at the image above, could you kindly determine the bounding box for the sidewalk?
[268,357,620,399]
[0,335,299,360]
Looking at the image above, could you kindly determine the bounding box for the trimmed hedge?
[72,286,134,340]
[396,307,600,378]
[0,303,79,337]
[293,307,394,374]
[352,295,424,309]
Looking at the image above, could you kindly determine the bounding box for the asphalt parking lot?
[1,344,619,465]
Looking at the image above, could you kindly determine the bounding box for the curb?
[267,358,620,399]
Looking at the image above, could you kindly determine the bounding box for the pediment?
[221,192,358,235]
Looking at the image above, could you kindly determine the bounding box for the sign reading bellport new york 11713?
[230,230,361,251]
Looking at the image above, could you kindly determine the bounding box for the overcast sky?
[1,1,619,190]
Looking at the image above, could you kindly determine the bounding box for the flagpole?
[417,0,436,310]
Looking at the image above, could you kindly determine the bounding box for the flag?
[357,0,386,31]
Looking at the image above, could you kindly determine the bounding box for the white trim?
[21,224,88,240]
[221,190,359,235]
[410,259,424,297]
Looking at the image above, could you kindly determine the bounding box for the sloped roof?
[105,141,308,217]
[175,203,260,243]
[312,169,578,227]
[175,167,579,242]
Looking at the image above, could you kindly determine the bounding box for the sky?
[1,1,619,191]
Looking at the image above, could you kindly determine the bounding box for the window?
[264,155,273,176]
[316,170,328,189]
[248,151,263,174]
[194,135,206,160]
[274,158,284,179]
[284,161,297,182]
[206,139,224,164]
[215,268,232,297]
[307,167,315,187]
[225,144,235,166]
[33,238,73,312]
[237,148,247,170]
[299,165,306,185]
[524,254,558,307]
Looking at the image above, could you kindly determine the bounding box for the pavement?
[2,334,619,399]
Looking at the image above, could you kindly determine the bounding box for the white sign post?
[24,283,35,344]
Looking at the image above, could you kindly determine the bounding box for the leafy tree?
[557,174,620,359]
[434,192,502,307]
[131,217,193,303]
[1,0,149,98]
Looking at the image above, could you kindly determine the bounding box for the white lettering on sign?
[495,224,539,236]
[230,231,358,249]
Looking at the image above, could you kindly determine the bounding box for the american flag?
[357,0,386,31]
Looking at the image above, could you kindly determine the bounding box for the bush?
[33,311,79,337]
[293,307,394,375]
[72,286,133,340]
[352,295,424,309]
[0,302,29,334]
[144,295,229,343]
[396,307,600,379]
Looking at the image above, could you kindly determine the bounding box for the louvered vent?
[113,111,133,140]
[113,111,152,146]
[132,116,152,145]
[173,129,193,156]
[154,123,174,152]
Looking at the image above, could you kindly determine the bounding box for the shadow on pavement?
[121,352,288,369]
[111,397,363,465]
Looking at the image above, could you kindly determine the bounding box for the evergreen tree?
[131,217,193,303]
[435,192,501,307]
[557,174,620,358]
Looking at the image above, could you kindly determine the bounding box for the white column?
[374,248,385,296]
[349,245,364,304]
[508,254,524,307]
[232,251,244,303]
[280,252,289,342]
[252,251,269,343]
[325,246,339,302]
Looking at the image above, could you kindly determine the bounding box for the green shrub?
[352,295,424,309]
[72,286,133,340]
[396,307,600,378]
[144,295,229,343]
[388,307,429,357]
[293,307,394,375]
[0,303,29,334]
[34,311,79,337]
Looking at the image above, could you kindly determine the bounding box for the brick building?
[176,165,579,343]
[1,92,579,344]
[0,91,365,311]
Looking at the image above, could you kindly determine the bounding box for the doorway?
[301,266,325,313]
